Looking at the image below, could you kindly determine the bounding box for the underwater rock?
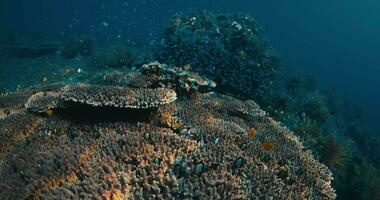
[9,43,59,57]
[159,11,278,101]
[0,62,336,199]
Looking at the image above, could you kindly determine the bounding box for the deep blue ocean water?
[1,0,379,130]
[0,1,379,199]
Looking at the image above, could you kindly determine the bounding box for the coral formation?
[25,92,62,114]
[0,62,335,199]
[61,84,177,109]
[1,10,378,200]
[141,61,216,95]
[158,11,278,101]
[299,91,330,123]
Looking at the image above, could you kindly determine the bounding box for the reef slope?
[0,62,336,199]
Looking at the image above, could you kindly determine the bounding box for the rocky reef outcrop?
[0,62,335,199]
[158,11,278,101]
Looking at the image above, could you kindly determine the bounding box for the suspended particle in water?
[102,22,109,27]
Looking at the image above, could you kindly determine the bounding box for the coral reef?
[61,84,177,109]
[321,137,352,174]
[158,11,278,101]
[25,92,62,115]
[299,91,330,123]
[141,61,216,95]
[1,10,378,199]
[0,62,335,199]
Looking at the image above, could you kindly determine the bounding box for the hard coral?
[25,92,62,114]
[0,62,336,199]
[61,84,177,109]
[159,11,278,101]
[141,61,216,95]
[299,91,330,123]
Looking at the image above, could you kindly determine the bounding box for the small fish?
[247,128,257,137]
[102,22,109,27]
[262,142,275,150]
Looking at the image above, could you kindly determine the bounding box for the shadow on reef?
[55,103,156,123]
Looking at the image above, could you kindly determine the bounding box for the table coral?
[61,84,177,109]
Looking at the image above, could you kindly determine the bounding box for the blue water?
[2,0,378,129]
[1,1,379,199]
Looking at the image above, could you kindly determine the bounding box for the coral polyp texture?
[61,84,177,109]
[0,62,336,199]
[25,91,62,114]
[141,61,216,94]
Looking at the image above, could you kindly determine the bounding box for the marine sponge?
[61,84,177,109]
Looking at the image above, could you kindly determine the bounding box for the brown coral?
[61,84,177,109]
[0,63,336,199]
[24,92,62,114]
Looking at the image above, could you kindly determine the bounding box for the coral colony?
[0,62,335,199]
